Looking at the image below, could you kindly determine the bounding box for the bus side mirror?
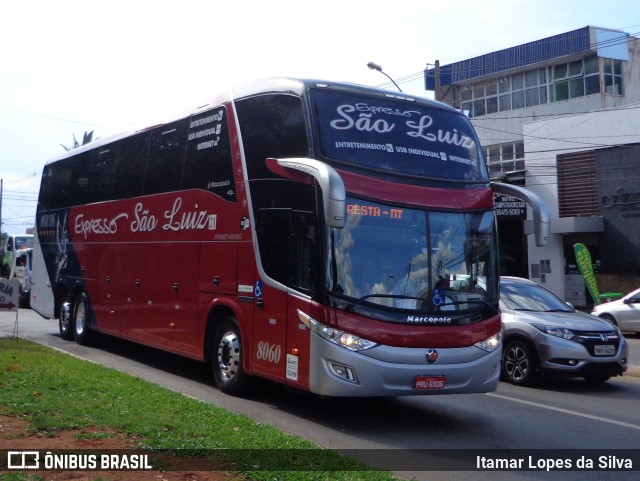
[266,158,346,229]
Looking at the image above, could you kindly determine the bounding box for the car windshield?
[327,197,498,313]
[15,236,34,249]
[500,280,573,312]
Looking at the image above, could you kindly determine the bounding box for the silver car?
[500,277,628,386]
[591,288,640,335]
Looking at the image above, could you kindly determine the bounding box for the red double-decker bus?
[32,78,548,396]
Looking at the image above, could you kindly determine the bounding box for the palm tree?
[60,131,94,151]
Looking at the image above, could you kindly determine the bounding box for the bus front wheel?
[212,318,247,395]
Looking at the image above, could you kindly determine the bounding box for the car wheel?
[502,340,539,386]
[212,317,248,395]
[72,292,93,346]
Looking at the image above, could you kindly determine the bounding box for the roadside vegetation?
[0,338,397,481]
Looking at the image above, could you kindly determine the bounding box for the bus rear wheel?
[72,292,93,346]
[212,318,247,395]
[58,301,74,341]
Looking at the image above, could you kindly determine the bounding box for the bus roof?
[43,78,460,166]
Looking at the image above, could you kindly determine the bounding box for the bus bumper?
[308,333,501,397]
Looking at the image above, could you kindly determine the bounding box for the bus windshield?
[310,88,488,182]
[327,197,498,314]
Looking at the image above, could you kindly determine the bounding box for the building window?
[459,55,623,117]
[486,141,525,177]
[550,57,599,101]
[603,58,624,95]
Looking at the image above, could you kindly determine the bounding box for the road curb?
[625,364,640,378]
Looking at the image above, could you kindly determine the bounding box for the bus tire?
[212,317,247,395]
[58,301,74,341]
[72,292,93,346]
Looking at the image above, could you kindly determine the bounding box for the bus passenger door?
[253,209,316,386]
[251,208,291,382]
[251,281,288,382]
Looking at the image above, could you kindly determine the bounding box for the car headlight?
[474,331,502,352]
[532,324,576,340]
[297,309,378,351]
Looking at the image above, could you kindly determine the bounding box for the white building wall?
[522,105,640,299]
[439,28,640,299]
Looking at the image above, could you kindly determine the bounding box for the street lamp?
[367,62,403,92]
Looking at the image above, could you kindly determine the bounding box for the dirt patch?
[0,414,244,481]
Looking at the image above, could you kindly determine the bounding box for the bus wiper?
[344,294,423,312]
[440,299,500,315]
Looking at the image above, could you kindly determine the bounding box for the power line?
[0,105,111,129]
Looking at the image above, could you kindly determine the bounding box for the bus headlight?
[474,331,502,352]
[297,309,378,351]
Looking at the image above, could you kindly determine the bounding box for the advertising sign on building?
[0,278,20,312]
[493,194,526,219]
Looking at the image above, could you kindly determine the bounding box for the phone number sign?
[494,194,526,219]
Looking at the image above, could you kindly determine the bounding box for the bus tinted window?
[310,89,488,182]
[68,152,91,206]
[86,147,117,203]
[113,132,148,199]
[184,107,236,202]
[235,94,308,181]
[40,159,73,210]
[143,119,188,195]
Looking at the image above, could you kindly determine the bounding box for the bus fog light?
[328,361,358,383]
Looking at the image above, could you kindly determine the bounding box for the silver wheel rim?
[59,305,71,334]
[505,345,529,382]
[75,301,86,336]
[217,331,240,382]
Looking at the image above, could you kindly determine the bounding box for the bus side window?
[256,209,290,285]
[235,94,309,182]
[256,208,316,293]
[184,106,236,202]
[290,211,316,292]
[68,152,91,206]
[113,134,148,200]
[143,119,188,195]
[87,146,117,203]
[39,162,73,210]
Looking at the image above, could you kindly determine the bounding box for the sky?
[1,0,639,236]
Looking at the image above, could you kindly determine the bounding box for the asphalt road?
[2,308,640,481]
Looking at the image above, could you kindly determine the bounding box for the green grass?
[0,338,397,481]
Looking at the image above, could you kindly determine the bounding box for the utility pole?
[434,60,442,102]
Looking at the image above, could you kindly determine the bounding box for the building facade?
[425,26,640,305]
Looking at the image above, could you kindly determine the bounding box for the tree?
[60,131,94,151]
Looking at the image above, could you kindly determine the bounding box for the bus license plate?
[594,345,615,356]
[414,375,446,390]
